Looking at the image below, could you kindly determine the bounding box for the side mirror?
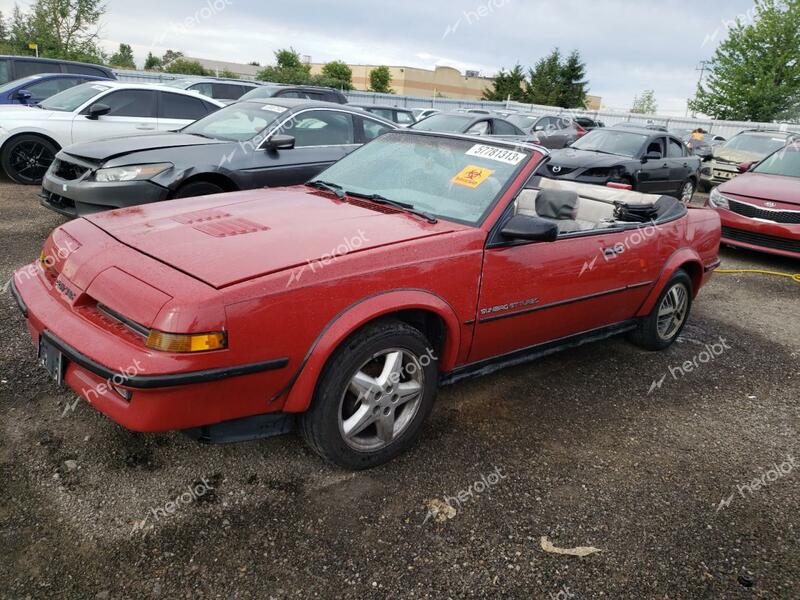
[501,214,559,242]
[264,134,295,150]
[86,103,111,120]
[642,151,662,162]
[738,161,754,173]
[533,125,544,132]
[14,89,32,103]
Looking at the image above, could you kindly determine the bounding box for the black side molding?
[41,330,288,390]
[10,279,28,318]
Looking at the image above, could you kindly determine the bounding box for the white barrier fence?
[114,69,800,140]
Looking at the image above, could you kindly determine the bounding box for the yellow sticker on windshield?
[451,165,494,189]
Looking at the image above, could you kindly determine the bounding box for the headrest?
[536,189,579,220]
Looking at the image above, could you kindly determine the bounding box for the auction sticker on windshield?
[465,144,527,165]
[451,165,494,188]
[261,104,288,113]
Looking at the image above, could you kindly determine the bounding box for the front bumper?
[10,270,291,432]
[712,208,800,259]
[700,161,739,187]
[41,171,169,218]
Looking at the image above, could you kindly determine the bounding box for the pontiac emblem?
[764,201,777,208]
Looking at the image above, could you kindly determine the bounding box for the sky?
[1,0,759,116]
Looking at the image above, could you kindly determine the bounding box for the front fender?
[636,247,703,317]
[281,289,462,413]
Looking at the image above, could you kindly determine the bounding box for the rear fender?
[281,289,461,413]
[636,247,703,317]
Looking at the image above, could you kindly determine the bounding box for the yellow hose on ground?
[716,269,800,284]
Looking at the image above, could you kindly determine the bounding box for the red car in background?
[11,131,721,469]
[708,142,800,259]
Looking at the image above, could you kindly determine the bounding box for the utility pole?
[688,60,709,118]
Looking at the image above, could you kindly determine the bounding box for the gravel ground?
[0,183,798,600]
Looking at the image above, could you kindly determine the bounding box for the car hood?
[86,187,459,288]
[720,172,800,206]
[0,105,60,120]
[64,133,230,162]
[547,148,625,168]
[713,146,764,165]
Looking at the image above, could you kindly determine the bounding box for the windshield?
[508,115,537,130]
[411,114,471,133]
[182,101,284,141]
[571,129,647,157]
[39,82,109,111]
[310,132,530,225]
[723,133,789,156]
[0,74,43,94]
[753,143,800,178]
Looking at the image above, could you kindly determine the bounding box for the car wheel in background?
[628,269,693,351]
[173,181,225,199]
[1,134,58,185]
[300,319,438,469]
[680,179,695,204]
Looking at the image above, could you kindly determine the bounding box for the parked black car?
[0,55,115,85]
[506,114,587,149]
[351,104,416,126]
[542,127,701,203]
[163,78,261,102]
[40,99,396,217]
[240,84,347,104]
[411,112,529,139]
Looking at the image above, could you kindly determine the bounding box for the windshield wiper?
[347,191,438,224]
[306,180,345,199]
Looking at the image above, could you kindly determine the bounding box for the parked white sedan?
[0,81,224,184]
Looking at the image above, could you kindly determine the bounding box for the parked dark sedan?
[411,112,530,140]
[40,99,396,217]
[239,84,348,104]
[542,127,701,203]
[0,73,110,105]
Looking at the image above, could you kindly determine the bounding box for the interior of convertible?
[513,176,686,235]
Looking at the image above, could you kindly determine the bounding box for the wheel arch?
[0,130,62,155]
[281,290,462,413]
[170,172,239,197]
[636,248,703,317]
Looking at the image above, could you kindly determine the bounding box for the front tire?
[628,270,693,351]
[300,320,438,469]
[1,134,58,184]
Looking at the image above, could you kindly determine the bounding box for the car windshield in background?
[239,86,281,100]
[507,115,537,130]
[0,74,42,94]
[411,113,472,133]
[310,132,530,225]
[182,101,284,141]
[571,129,647,157]
[723,133,789,155]
[753,143,800,178]
[38,82,109,111]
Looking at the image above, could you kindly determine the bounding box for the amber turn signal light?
[146,330,227,353]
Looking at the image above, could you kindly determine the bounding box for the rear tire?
[679,179,696,205]
[628,270,693,351]
[173,181,225,199]
[1,134,58,184]
[300,319,438,469]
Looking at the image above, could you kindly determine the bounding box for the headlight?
[709,187,730,209]
[94,163,173,182]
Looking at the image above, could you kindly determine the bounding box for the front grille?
[53,159,89,181]
[728,200,800,224]
[547,165,577,177]
[721,226,800,254]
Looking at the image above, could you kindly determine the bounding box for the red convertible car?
[708,141,800,259]
[11,131,721,469]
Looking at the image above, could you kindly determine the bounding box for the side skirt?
[182,412,296,444]
[441,320,638,386]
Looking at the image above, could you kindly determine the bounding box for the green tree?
[631,90,658,114]
[559,50,588,108]
[108,43,136,69]
[689,0,800,121]
[7,0,106,63]
[526,49,563,105]
[483,64,526,101]
[320,60,354,90]
[161,49,184,67]
[369,65,394,93]
[219,68,238,78]
[164,59,209,76]
[144,51,162,70]
[256,47,311,84]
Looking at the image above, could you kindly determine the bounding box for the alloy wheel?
[657,283,689,340]
[681,181,695,205]
[338,348,425,452]
[9,140,54,184]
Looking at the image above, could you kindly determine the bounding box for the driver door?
[636,137,671,194]
[70,89,158,145]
